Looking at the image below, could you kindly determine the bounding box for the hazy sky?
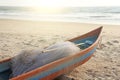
[0,0,120,7]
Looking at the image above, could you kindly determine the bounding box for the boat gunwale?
[10,26,103,80]
[0,57,11,63]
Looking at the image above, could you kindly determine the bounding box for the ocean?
[0,6,120,25]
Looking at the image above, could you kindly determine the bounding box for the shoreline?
[0,18,120,26]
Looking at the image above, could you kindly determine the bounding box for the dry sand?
[0,19,120,80]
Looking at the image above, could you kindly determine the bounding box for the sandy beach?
[0,19,120,80]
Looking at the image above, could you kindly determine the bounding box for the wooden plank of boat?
[0,26,103,80]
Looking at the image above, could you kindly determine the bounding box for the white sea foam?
[0,7,120,25]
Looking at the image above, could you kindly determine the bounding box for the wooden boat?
[0,27,103,80]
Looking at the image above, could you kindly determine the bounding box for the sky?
[0,0,120,7]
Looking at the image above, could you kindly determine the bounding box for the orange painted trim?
[0,58,11,63]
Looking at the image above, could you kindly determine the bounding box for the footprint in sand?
[38,39,47,43]
[106,41,113,45]
[54,75,75,80]
[101,43,107,48]
[112,40,119,43]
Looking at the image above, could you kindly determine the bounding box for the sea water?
[0,6,120,25]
